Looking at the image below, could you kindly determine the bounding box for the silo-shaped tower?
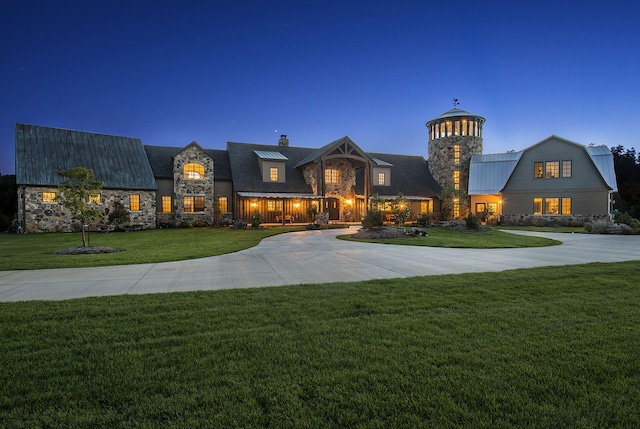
[426,108,485,194]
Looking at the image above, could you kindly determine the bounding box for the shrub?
[362,209,383,231]
[615,212,640,232]
[465,212,480,230]
[108,200,129,229]
[251,211,262,229]
[415,213,430,227]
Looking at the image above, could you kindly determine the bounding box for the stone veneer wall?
[18,185,156,232]
[501,213,611,227]
[428,135,482,193]
[303,159,357,221]
[173,145,215,226]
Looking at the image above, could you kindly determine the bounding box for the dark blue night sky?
[2,0,638,175]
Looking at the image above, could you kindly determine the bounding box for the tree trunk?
[81,224,88,247]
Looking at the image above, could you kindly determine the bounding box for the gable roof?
[227,142,315,193]
[364,152,442,197]
[15,123,157,190]
[143,145,232,180]
[469,152,522,194]
[295,136,372,168]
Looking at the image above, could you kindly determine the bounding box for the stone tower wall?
[428,135,482,193]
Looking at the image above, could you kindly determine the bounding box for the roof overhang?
[237,192,321,199]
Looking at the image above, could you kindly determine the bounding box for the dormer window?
[184,163,204,180]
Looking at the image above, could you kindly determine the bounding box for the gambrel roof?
[15,123,157,190]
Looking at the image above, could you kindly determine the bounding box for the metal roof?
[372,157,393,167]
[426,108,486,127]
[15,123,157,190]
[254,150,288,160]
[236,192,320,199]
[468,151,522,194]
[586,145,618,191]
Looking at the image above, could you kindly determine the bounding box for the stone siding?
[173,144,215,226]
[19,186,156,233]
[428,135,482,193]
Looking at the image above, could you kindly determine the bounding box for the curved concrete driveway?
[1,227,639,302]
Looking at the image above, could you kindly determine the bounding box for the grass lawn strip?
[340,227,562,248]
[1,261,638,427]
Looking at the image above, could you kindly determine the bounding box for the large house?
[14,108,618,233]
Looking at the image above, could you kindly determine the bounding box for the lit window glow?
[184,163,204,180]
[130,194,140,211]
[162,196,171,213]
[42,192,56,203]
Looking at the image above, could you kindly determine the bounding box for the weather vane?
[453,98,460,107]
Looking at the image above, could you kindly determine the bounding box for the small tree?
[362,193,384,230]
[108,200,129,230]
[56,167,104,247]
[437,183,468,221]
[390,192,411,227]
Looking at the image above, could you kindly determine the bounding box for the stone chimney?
[278,134,289,146]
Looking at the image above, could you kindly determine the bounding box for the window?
[130,194,140,211]
[545,197,559,214]
[183,163,204,180]
[218,196,228,213]
[534,162,543,179]
[270,167,279,182]
[488,202,498,214]
[533,198,542,215]
[545,161,560,178]
[461,119,467,136]
[42,192,56,203]
[446,121,452,136]
[88,194,101,204]
[325,168,340,183]
[267,200,282,211]
[378,172,385,185]
[453,170,460,190]
[440,122,445,138]
[420,200,433,213]
[454,145,460,164]
[562,198,572,214]
[562,160,572,178]
[454,121,460,136]
[162,196,172,213]
[453,198,460,218]
[184,196,205,213]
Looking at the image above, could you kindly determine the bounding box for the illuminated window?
[545,161,560,179]
[534,162,543,179]
[454,145,460,164]
[533,198,542,214]
[562,197,572,214]
[88,194,101,204]
[461,119,468,136]
[446,121,452,136]
[453,170,460,190]
[270,167,279,182]
[562,160,572,178]
[488,202,498,214]
[42,192,56,203]
[162,196,172,213]
[453,198,460,218]
[267,200,282,211]
[420,200,433,213]
[184,196,205,213]
[545,197,559,214]
[440,122,445,137]
[473,121,478,136]
[325,168,340,183]
[130,194,140,211]
[378,172,385,185]
[454,121,460,136]
[218,196,228,213]
[183,163,204,180]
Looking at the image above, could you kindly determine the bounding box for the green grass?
[340,227,562,248]
[0,227,300,270]
[1,261,638,427]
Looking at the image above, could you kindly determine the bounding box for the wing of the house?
[15,123,157,232]
[469,135,617,224]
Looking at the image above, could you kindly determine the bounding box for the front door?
[326,198,340,220]
[476,203,487,222]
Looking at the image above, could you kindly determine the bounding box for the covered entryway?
[326,198,340,220]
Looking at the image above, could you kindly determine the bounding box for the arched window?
[184,163,204,180]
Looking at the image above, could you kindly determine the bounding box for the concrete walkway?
[1,227,639,302]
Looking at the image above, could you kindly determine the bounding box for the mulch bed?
[54,246,122,255]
